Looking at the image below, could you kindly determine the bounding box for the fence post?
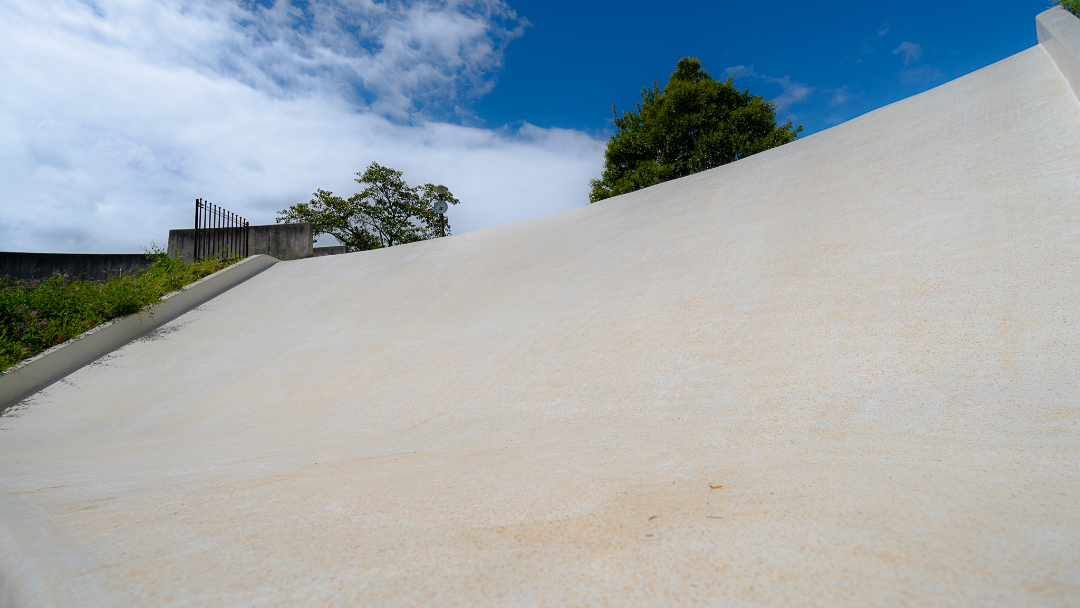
[194,199,201,262]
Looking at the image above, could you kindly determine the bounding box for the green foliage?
[589,57,802,202]
[276,162,459,251]
[0,244,240,372]
[1053,0,1080,17]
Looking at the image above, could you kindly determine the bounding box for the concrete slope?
[2,42,1080,606]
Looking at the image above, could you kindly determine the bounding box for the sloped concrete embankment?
[0,9,1079,607]
[0,255,278,412]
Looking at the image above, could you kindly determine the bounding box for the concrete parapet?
[0,255,279,412]
[1038,7,1080,101]
[314,245,349,257]
[0,252,153,281]
[168,223,313,262]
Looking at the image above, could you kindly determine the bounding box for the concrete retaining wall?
[0,252,154,281]
[314,246,349,257]
[1038,7,1080,101]
[168,223,313,262]
[0,255,279,411]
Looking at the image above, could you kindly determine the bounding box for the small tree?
[277,162,459,251]
[589,57,802,202]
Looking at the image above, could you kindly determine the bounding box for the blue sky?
[0,0,1058,252]
[475,0,1051,135]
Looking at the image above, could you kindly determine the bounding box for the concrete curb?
[1038,7,1080,102]
[0,255,279,411]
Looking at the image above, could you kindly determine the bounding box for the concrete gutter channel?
[0,255,279,412]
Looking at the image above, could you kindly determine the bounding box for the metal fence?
[194,199,249,261]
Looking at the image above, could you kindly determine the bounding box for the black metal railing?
[194,199,249,261]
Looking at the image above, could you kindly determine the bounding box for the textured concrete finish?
[2,46,1080,606]
[0,255,279,411]
[314,245,350,257]
[0,252,153,281]
[1039,7,1080,100]
[168,223,314,262]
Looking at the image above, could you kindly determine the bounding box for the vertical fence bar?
[194,199,200,262]
[217,203,223,258]
[210,203,215,259]
[219,204,223,257]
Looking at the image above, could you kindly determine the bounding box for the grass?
[0,245,241,373]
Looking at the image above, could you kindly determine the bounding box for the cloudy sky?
[0,0,1053,252]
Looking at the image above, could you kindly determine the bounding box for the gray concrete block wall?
[168,223,314,262]
[314,246,349,257]
[0,252,154,281]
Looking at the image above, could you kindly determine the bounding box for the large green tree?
[589,57,802,202]
[277,162,459,251]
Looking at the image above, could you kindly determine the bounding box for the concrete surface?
[168,223,314,262]
[1039,6,1080,101]
[314,245,350,257]
[0,252,153,282]
[2,30,1080,608]
[0,255,279,412]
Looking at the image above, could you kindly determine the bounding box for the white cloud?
[722,65,755,79]
[892,41,922,66]
[877,25,889,37]
[722,65,813,112]
[767,75,813,112]
[0,0,604,253]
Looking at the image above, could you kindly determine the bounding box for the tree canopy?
[277,162,458,251]
[589,57,802,203]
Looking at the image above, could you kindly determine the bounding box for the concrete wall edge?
[1037,7,1080,102]
[0,255,279,411]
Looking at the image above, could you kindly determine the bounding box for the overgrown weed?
[0,244,240,372]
